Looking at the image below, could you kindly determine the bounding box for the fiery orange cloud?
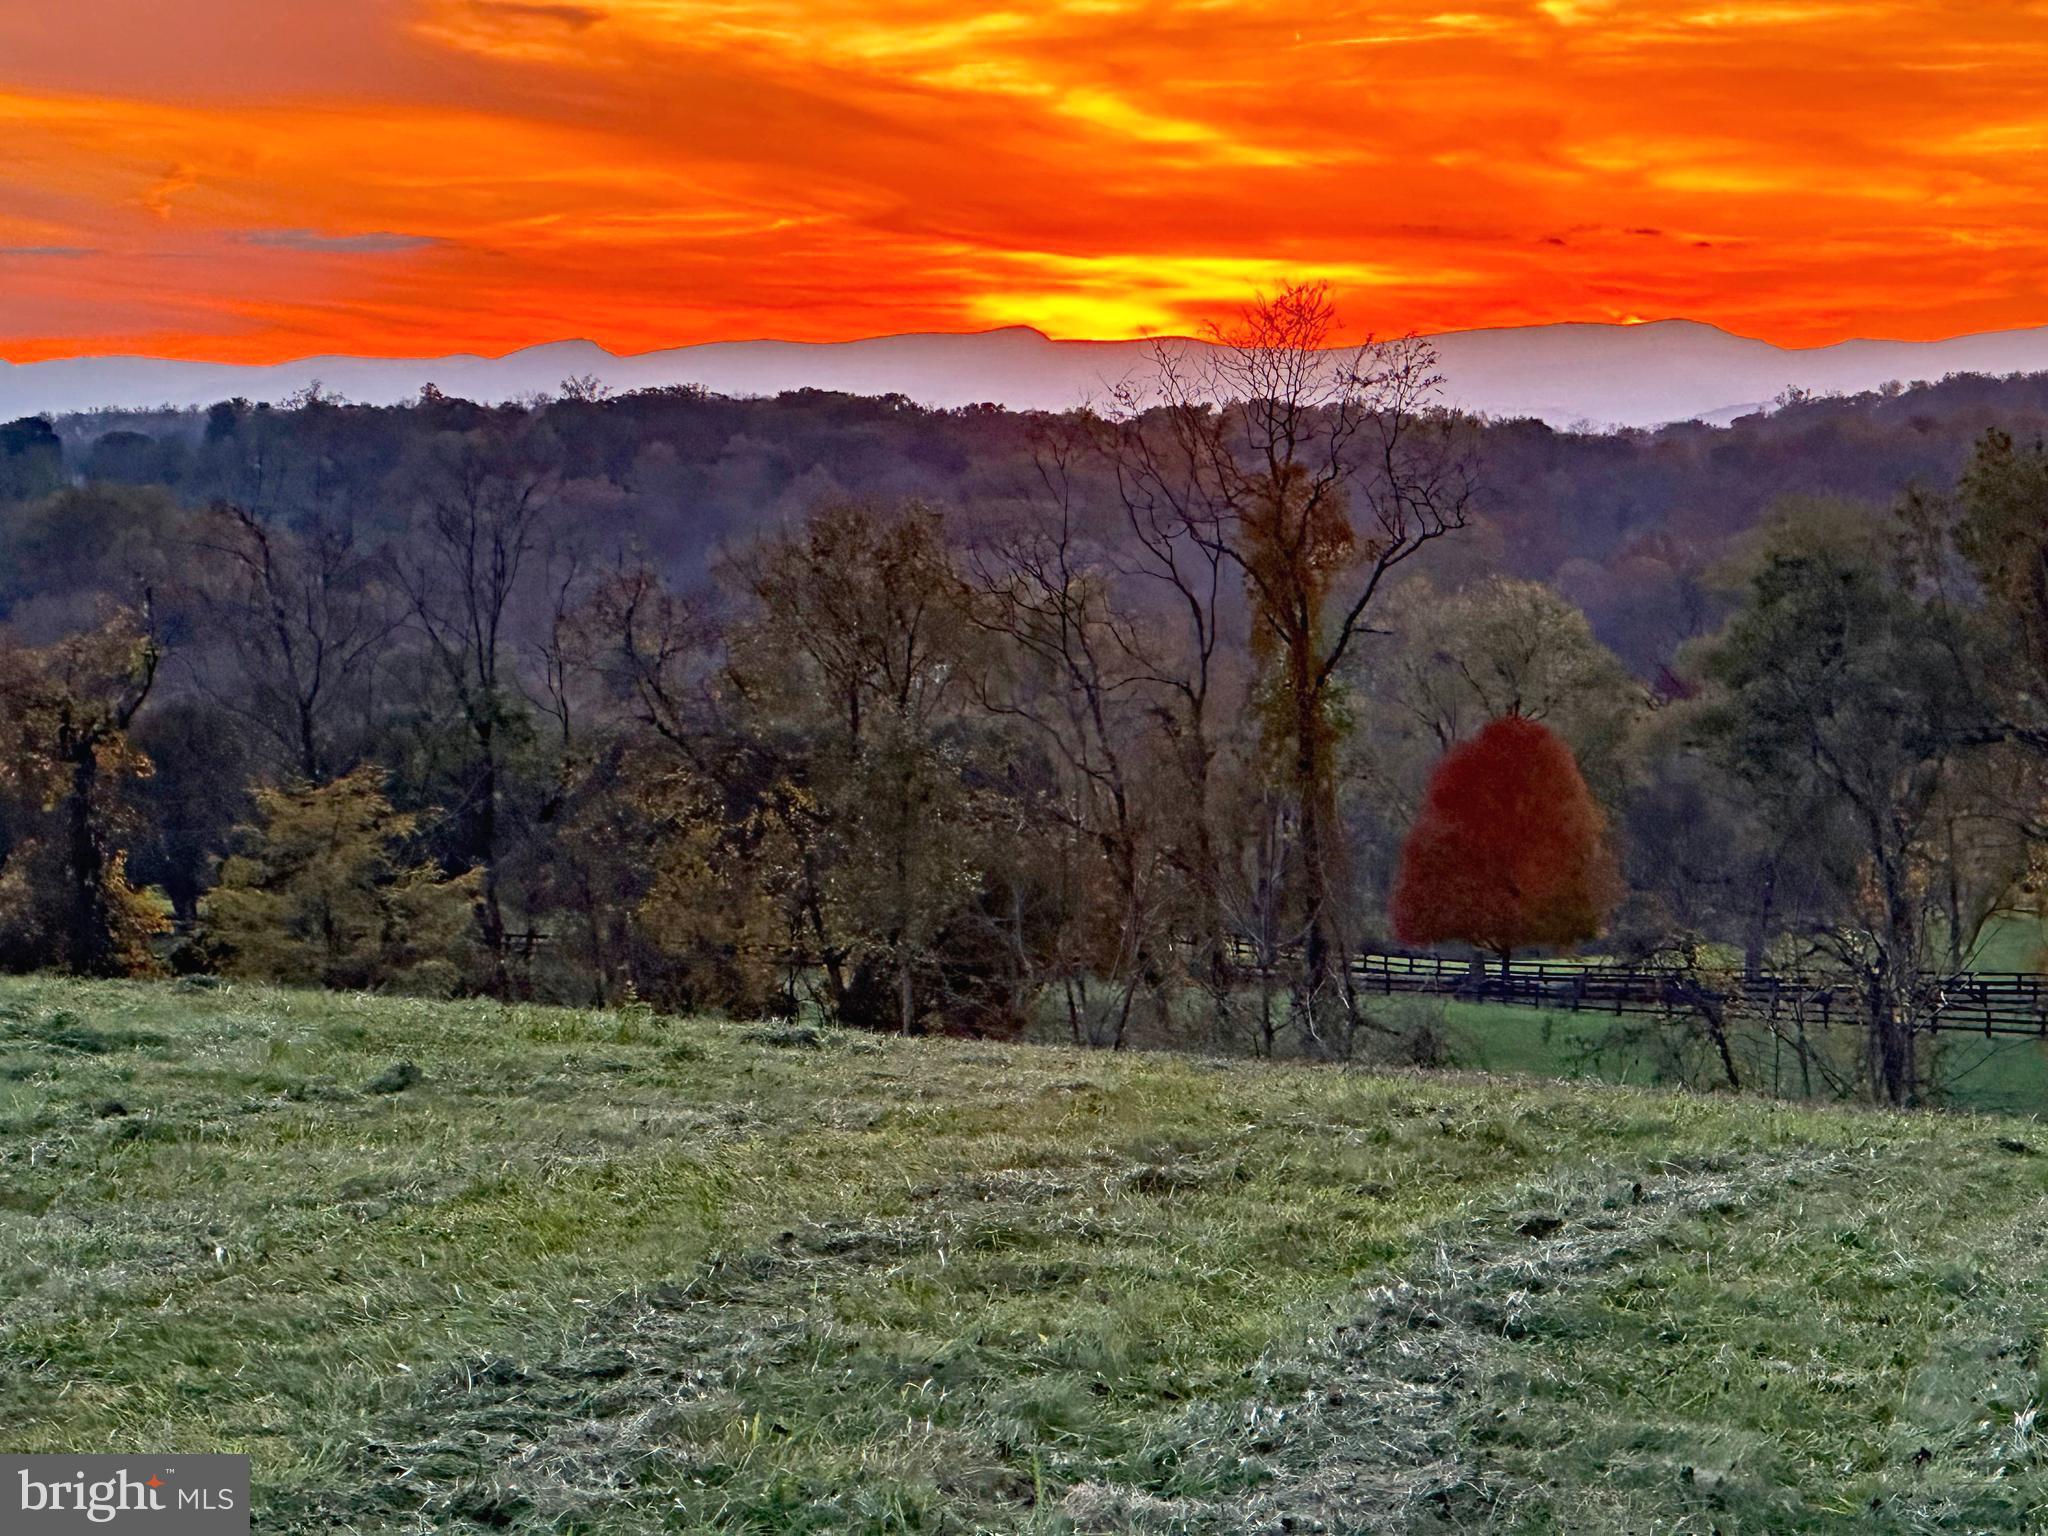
[2,0,2047,362]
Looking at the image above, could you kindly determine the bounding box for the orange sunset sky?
[4,0,2048,363]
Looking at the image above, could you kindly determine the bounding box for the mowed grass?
[1441,997,2048,1114]
[4,979,2048,1531]
[1971,913,2048,973]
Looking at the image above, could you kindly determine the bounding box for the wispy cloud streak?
[0,0,2044,360]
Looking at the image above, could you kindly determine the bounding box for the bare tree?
[189,499,397,781]
[1081,390,1244,1029]
[576,561,722,756]
[1113,283,1474,1051]
[391,425,559,994]
[965,479,1168,1048]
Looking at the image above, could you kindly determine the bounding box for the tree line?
[2,285,2045,1104]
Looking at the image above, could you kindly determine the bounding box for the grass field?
[1970,913,2048,973]
[1435,998,2048,1115]
[6,977,2048,1532]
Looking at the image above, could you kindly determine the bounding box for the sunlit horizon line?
[12,310,2048,372]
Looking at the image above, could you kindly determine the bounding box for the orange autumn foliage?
[1389,714,1621,960]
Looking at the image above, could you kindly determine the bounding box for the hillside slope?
[3,979,2045,1531]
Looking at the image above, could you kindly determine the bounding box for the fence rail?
[1222,941,2048,1039]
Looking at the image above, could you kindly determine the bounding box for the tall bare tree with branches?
[190,499,397,782]
[392,425,560,994]
[1111,283,1475,1050]
[965,476,1169,1047]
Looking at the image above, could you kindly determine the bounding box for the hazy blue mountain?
[7,318,2048,429]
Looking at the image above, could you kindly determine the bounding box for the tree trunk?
[1006,879,1031,1036]
[1743,863,1777,982]
[1255,795,1283,1058]
[297,695,320,784]
[1291,657,1341,1052]
[1183,740,1232,1034]
[1110,974,1139,1051]
[1872,987,1914,1106]
[579,868,608,1008]
[64,739,114,976]
[1876,871,1922,1106]
[476,734,509,997]
[1702,997,1741,1091]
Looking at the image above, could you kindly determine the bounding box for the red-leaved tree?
[1389,714,1621,970]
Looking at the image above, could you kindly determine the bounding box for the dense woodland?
[2,288,2046,1105]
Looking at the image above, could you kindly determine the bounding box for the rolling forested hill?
[14,366,2048,673]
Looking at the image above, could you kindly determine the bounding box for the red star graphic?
[147,1476,163,1488]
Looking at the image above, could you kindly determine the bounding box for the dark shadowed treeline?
[39,361,2048,674]
[3,287,2047,1105]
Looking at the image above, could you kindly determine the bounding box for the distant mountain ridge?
[9,318,2048,430]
